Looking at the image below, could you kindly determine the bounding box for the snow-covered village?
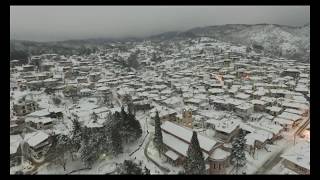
[10,6,310,175]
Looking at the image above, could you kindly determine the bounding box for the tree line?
[47,106,142,169]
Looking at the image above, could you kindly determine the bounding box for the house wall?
[13,102,38,116]
[253,104,265,112]
[182,109,193,128]
[209,157,230,174]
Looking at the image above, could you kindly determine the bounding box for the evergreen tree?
[113,111,122,126]
[90,112,98,122]
[79,127,100,168]
[110,128,123,156]
[118,106,142,143]
[151,52,157,62]
[144,166,151,175]
[120,106,127,124]
[153,111,164,155]
[230,129,247,174]
[127,108,142,142]
[127,51,140,69]
[47,134,72,171]
[79,142,95,168]
[119,107,131,143]
[70,114,82,151]
[118,160,144,174]
[128,102,135,115]
[184,131,206,174]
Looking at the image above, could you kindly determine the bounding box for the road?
[143,135,170,174]
[254,148,286,174]
[254,111,310,174]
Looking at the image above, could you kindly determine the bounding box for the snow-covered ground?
[243,138,291,174]
[36,110,164,174]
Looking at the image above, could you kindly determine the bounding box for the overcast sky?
[10,6,310,42]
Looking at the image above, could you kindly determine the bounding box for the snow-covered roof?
[162,131,190,157]
[208,88,224,94]
[251,99,267,105]
[245,129,272,143]
[214,118,241,134]
[210,148,230,160]
[164,150,180,161]
[80,88,92,93]
[93,107,109,114]
[240,123,256,133]
[48,107,64,113]
[161,121,217,152]
[185,98,204,104]
[10,135,22,155]
[260,96,276,103]
[249,119,283,135]
[265,106,282,112]
[160,89,172,95]
[281,142,310,170]
[163,97,182,106]
[24,131,49,148]
[235,93,250,100]
[236,102,253,110]
[281,102,309,110]
[25,117,53,124]
[97,86,110,91]
[226,98,244,106]
[199,110,225,120]
[284,108,305,116]
[278,112,301,122]
[27,109,51,117]
[274,117,294,125]
[162,132,209,160]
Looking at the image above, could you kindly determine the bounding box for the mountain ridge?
[10,23,310,61]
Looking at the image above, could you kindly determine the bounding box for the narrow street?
[254,148,286,174]
[253,112,310,174]
[143,135,170,174]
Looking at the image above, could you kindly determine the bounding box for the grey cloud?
[10,6,310,42]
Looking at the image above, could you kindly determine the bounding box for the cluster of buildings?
[10,37,310,174]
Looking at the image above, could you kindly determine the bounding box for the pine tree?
[71,114,82,151]
[110,128,123,156]
[120,106,127,124]
[119,107,131,143]
[184,131,206,174]
[231,129,247,174]
[118,160,144,174]
[80,142,95,168]
[113,111,121,126]
[113,107,142,144]
[144,166,151,175]
[153,111,164,155]
[128,103,135,116]
[79,128,100,168]
[47,134,72,171]
[127,108,142,141]
[90,112,98,122]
